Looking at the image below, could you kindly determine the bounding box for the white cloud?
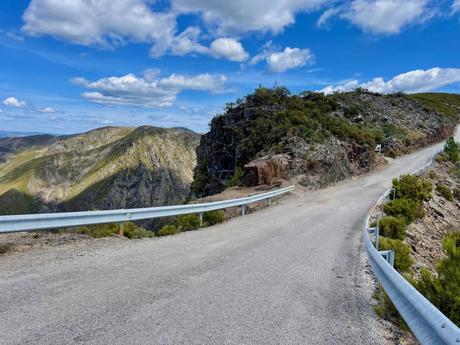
[343,0,430,34]
[320,80,360,94]
[2,97,26,108]
[38,107,56,113]
[22,0,176,47]
[71,70,228,108]
[320,67,460,94]
[453,0,460,13]
[266,47,314,73]
[22,2,248,62]
[209,38,248,62]
[316,7,342,27]
[172,0,328,34]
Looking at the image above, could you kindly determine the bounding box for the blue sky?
[0,0,459,134]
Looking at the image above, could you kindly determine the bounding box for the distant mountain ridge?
[0,131,46,138]
[0,126,201,225]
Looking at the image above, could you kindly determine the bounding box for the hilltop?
[0,126,200,224]
[192,88,460,197]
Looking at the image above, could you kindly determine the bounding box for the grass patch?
[437,183,453,202]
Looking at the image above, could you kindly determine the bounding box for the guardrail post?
[118,223,124,237]
[379,250,395,267]
[198,212,203,227]
[241,204,246,216]
[375,213,381,251]
[268,197,272,206]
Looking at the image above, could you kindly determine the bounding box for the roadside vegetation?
[373,138,460,328]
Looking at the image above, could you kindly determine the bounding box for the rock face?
[192,89,458,197]
[0,126,201,224]
[407,157,460,277]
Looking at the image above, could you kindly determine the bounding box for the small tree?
[379,237,413,273]
[444,137,459,162]
[392,174,432,201]
[379,216,407,240]
[416,232,460,326]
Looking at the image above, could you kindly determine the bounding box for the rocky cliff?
[0,126,200,222]
[192,88,460,197]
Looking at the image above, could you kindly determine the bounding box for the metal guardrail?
[363,148,460,344]
[0,185,295,234]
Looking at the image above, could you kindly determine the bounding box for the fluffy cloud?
[172,0,327,34]
[343,0,431,34]
[320,67,460,94]
[22,1,248,62]
[71,71,228,108]
[317,0,432,34]
[22,0,176,47]
[266,47,314,73]
[2,97,26,108]
[209,38,248,61]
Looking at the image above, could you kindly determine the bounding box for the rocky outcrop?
[192,89,458,197]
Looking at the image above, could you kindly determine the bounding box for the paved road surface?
[1,132,458,345]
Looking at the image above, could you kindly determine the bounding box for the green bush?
[437,184,453,201]
[428,171,437,179]
[122,222,153,239]
[177,214,201,231]
[379,216,407,240]
[75,222,152,239]
[415,232,460,326]
[225,168,243,188]
[379,237,413,273]
[158,224,179,237]
[444,137,459,162]
[383,198,424,224]
[392,174,432,201]
[76,223,119,238]
[203,210,225,226]
[450,162,460,180]
[436,153,447,163]
[454,188,460,201]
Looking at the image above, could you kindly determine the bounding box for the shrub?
[379,216,407,240]
[383,198,424,224]
[203,210,225,226]
[449,162,460,181]
[437,183,453,202]
[415,232,460,326]
[392,174,432,201]
[444,137,459,162]
[225,168,243,188]
[454,188,460,201]
[436,153,447,163]
[76,223,119,238]
[379,237,413,273]
[122,222,153,239]
[158,224,179,237]
[75,222,152,239]
[428,171,437,179]
[177,214,201,231]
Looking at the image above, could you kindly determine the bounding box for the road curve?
[1,131,459,345]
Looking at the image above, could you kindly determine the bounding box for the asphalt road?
[1,132,458,345]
